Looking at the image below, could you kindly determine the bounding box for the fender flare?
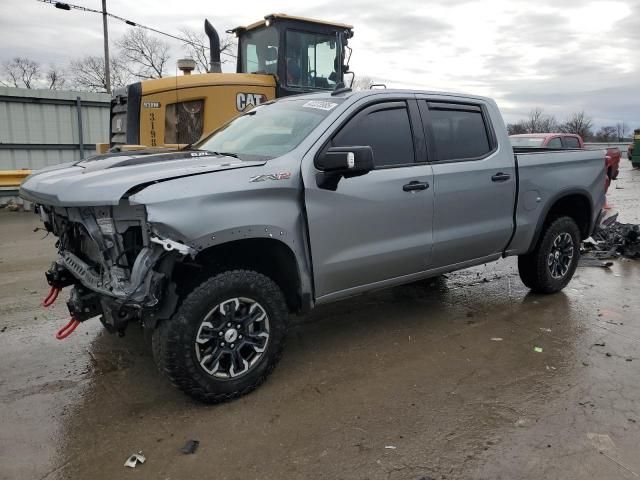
[526,188,594,254]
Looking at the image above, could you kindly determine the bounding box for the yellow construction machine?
[101,14,354,152]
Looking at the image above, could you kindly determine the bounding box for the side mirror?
[315,146,374,175]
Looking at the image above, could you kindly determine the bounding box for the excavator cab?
[232,14,354,97]
[105,14,353,151]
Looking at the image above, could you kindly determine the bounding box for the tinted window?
[562,136,580,148]
[547,137,562,148]
[332,105,415,167]
[429,107,491,160]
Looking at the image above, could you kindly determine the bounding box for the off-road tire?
[518,216,580,294]
[152,270,288,403]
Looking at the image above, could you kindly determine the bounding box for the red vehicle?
[604,147,621,180]
[510,133,584,149]
[510,133,620,189]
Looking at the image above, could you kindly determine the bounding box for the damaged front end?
[40,201,195,335]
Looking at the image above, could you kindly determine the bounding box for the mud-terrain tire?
[518,216,580,294]
[152,270,288,403]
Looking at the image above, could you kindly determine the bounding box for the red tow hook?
[55,317,81,340]
[42,286,60,308]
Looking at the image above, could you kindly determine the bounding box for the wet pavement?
[1,162,640,480]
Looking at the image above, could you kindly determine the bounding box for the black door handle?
[491,172,511,182]
[403,181,429,192]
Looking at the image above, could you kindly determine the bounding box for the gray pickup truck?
[21,89,606,402]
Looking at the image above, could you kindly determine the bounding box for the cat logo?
[236,93,267,112]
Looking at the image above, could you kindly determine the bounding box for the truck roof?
[284,88,495,105]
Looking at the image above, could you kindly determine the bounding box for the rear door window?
[547,137,562,148]
[332,102,415,167]
[426,103,492,160]
[562,136,580,148]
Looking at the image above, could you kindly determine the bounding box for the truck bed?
[506,148,607,255]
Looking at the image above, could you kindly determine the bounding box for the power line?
[36,0,237,58]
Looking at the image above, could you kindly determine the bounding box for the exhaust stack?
[204,19,222,73]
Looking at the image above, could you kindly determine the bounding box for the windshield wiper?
[210,151,239,159]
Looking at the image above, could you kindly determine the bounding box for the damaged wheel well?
[173,239,302,313]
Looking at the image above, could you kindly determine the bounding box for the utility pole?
[101,0,111,94]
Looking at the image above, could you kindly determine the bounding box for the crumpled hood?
[20,149,266,206]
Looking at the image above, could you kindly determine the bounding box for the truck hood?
[20,149,266,206]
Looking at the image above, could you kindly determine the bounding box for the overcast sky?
[1,0,638,129]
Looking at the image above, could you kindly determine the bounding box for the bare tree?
[595,126,617,142]
[524,107,558,133]
[615,121,629,141]
[69,55,130,92]
[180,27,235,73]
[507,122,528,135]
[116,28,170,79]
[1,57,41,88]
[46,65,66,90]
[559,111,594,140]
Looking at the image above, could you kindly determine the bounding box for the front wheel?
[518,216,580,294]
[152,270,288,403]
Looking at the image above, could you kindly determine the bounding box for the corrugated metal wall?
[0,86,110,170]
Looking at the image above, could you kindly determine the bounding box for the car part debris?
[124,452,146,468]
[181,439,200,454]
[583,212,640,259]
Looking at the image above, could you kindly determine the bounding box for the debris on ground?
[384,445,397,449]
[3,200,22,212]
[582,212,640,259]
[181,439,199,454]
[491,337,503,341]
[124,452,146,468]
[533,346,543,353]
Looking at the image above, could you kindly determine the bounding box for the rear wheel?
[518,216,580,294]
[152,270,288,403]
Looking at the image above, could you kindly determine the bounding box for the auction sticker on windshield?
[302,100,338,111]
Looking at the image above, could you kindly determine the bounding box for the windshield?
[510,136,545,147]
[239,27,279,74]
[196,98,343,160]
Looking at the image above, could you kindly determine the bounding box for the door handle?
[491,172,511,182]
[403,180,429,192]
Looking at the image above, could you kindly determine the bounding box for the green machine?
[632,129,640,168]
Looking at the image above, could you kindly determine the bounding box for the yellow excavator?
[101,14,354,152]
